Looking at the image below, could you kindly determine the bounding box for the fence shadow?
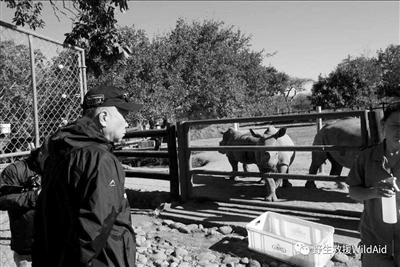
[192,174,357,204]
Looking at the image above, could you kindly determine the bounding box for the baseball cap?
[82,85,142,114]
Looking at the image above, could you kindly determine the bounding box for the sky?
[1,1,399,82]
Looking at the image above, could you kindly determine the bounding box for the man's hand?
[375,177,400,198]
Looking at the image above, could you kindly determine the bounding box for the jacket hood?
[48,116,112,158]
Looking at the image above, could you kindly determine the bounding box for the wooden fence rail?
[115,125,179,200]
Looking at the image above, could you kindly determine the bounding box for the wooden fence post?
[360,110,369,148]
[167,125,180,200]
[316,106,323,173]
[177,122,191,202]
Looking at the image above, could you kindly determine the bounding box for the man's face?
[101,106,129,143]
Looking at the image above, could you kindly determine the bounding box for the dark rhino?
[219,126,295,201]
[306,117,361,189]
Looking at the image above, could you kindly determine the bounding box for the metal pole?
[80,50,87,100]
[29,35,40,148]
[316,106,323,173]
[316,106,323,131]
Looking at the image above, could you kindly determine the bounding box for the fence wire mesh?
[0,20,86,160]
[0,21,86,266]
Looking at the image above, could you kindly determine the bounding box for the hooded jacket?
[0,159,40,255]
[32,116,136,267]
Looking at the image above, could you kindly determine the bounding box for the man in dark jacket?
[0,145,48,267]
[32,85,142,267]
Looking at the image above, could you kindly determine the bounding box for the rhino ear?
[250,129,262,138]
[274,128,287,139]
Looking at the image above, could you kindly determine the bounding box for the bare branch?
[62,0,78,18]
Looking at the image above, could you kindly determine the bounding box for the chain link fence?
[0,20,86,266]
[0,20,86,161]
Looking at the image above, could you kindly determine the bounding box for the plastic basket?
[246,212,335,267]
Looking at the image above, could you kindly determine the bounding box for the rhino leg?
[330,159,346,189]
[228,157,238,180]
[264,177,278,201]
[258,166,278,201]
[242,163,248,172]
[306,151,328,189]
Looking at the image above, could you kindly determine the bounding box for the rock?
[332,252,349,263]
[269,262,278,267]
[325,261,334,267]
[178,263,191,267]
[151,252,167,262]
[165,248,174,255]
[198,260,211,266]
[247,259,261,267]
[205,264,219,267]
[143,240,152,248]
[197,252,217,262]
[173,248,189,258]
[262,264,270,267]
[207,229,221,236]
[222,255,239,264]
[137,254,148,264]
[156,225,170,232]
[187,224,199,232]
[170,263,179,267]
[241,257,249,264]
[178,226,191,234]
[199,224,204,231]
[278,264,289,267]
[219,226,233,235]
[136,236,146,246]
[162,219,175,226]
[172,222,186,229]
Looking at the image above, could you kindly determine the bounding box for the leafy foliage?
[377,45,400,98]
[310,55,383,109]
[2,0,130,76]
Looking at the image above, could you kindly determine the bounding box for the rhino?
[306,117,362,189]
[219,126,295,201]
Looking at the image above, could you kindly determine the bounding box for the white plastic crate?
[246,212,335,267]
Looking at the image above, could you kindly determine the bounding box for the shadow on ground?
[192,174,358,204]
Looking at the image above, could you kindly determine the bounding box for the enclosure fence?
[0,20,86,160]
[177,110,382,201]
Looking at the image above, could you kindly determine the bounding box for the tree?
[155,18,284,120]
[377,44,400,98]
[310,55,381,109]
[2,0,130,76]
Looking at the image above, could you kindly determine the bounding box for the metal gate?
[0,20,86,160]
